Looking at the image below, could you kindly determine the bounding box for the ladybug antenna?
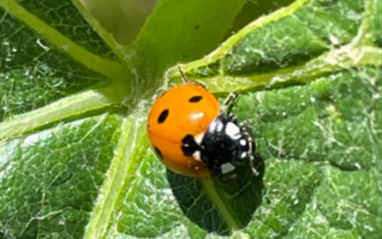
[223,93,239,114]
[223,93,238,106]
[178,66,188,83]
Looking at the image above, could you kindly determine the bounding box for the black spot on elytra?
[189,95,203,103]
[181,134,200,156]
[158,109,169,123]
[182,134,195,144]
[154,147,163,160]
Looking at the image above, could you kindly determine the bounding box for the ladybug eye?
[189,95,203,103]
[158,109,169,123]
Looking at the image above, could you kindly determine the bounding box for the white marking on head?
[193,150,201,161]
[240,152,248,159]
[225,122,241,139]
[221,163,236,174]
[240,139,247,146]
[210,120,224,132]
[216,121,224,132]
[194,133,204,145]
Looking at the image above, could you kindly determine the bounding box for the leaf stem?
[201,179,240,231]
[350,0,376,47]
[0,84,124,140]
[84,116,147,238]
[71,0,129,62]
[0,0,129,80]
[166,0,310,78]
[196,45,381,93]
[165,0,381,94]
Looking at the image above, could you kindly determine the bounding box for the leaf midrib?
[0,0,128,80]
[202,179,240,231]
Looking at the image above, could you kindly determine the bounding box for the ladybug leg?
[240,121,257,152]
[239,120,260,176]
[246,135,260,176]
[250,154,261,176]
[249,153,260,176]
[240,120,255,134]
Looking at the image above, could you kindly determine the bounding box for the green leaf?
[236,66,381,238]
[0,0,381,238]
[166,0,380,92]
[0,114,122,238]
[132,0,247,80]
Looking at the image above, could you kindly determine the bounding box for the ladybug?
[147,68,258,179]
